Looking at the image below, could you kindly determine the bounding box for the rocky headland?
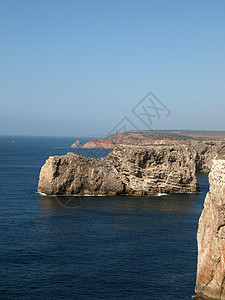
[106,130,225,144]
[82,139,117,149]
[38,144,198,196]
[38,130,225,300]
[71,131,225,172]
[195,155,225,300]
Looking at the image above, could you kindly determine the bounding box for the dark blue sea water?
[0,136,209,300]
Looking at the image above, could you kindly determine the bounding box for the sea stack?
[71,140,82,148]
[195,155,225,299]
[37,144,198,196]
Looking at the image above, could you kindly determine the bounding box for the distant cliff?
[195,157,225,299]
[37,144,198,196]
[189,140,225,172]
[82,139,117,149]
[72,136,225,172]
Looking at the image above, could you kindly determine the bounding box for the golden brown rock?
[82,139,117,149]
[195,159,225,299]
[83,135,225,172]
[37,144,198,196]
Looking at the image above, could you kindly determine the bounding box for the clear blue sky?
[0,0,224,136]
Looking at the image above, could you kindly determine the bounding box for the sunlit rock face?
[163,140,225,172]
[79,137,225,172]
[37,144,198,196]
[82,139,116,149]
[195,157,225,300]
[71,140,82,148]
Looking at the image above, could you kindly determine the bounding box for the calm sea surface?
[0,136,209,299]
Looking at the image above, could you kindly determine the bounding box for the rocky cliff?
[150,140,225,172]
[82,139,117,149]
[71,140,82,148]
[195,158,225,299]
[37,144,198,196]
[81,136,225,172]
[189,141,225,172]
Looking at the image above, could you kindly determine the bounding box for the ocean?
[0,136,209,300]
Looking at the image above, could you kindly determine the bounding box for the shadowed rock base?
[194,293,220,300]
[195,290,225,300]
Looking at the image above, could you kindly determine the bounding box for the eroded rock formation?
[38,144,198,196]
[71,140,82,148]
[81,136,225,172]
[188,141,225,172]
[195,156,225,299]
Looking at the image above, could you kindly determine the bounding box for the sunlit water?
[0,136,208,299]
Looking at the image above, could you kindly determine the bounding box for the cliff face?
[82,139,117,149]
[80,137,225,172]
[151,140,225,172]
[195,158,225,300]
[192,141,225,172]
[106,144,198,195]
[37,152,125,196]
[38,144,198,196]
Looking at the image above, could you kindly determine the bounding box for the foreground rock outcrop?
[38,144,198,196]
[195,156,225,299]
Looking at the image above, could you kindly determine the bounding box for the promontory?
[37,144,198,196]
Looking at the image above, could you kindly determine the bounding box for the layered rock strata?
[195,157,225,299]
[79,137,225,172]
[188,141,225,172]
[38,144,198,196]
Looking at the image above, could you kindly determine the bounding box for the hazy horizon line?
[1,128,225,138]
